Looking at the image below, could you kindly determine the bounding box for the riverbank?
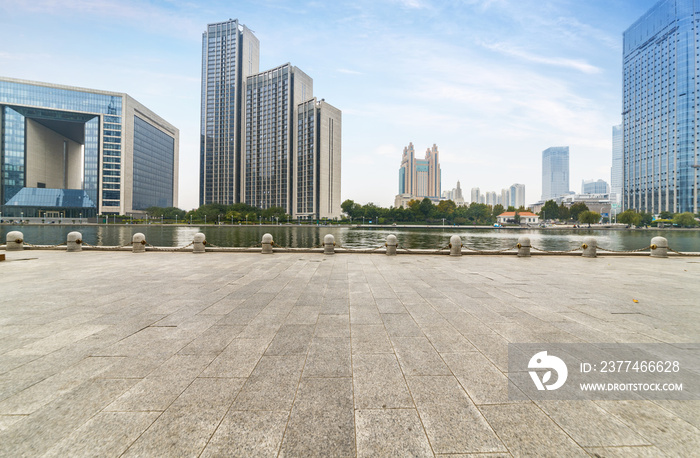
[1,251,698,456]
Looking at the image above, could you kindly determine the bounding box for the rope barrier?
[145,241,195,252]
[668,247,700,256]
[531,245,582,254]
[462,244,519,254]
[23,241,67,249]
[596,245,653,254]
[7,238,699,256]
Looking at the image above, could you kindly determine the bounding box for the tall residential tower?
[623,0,700,213]
[541,146,569,201]
[395,143,441,207]
[200,19,259,206]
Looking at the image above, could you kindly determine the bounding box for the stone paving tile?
[595,400,700,456]
[351,324,393,354]
[355,409,434,457]
[391,336,452,376]
[584,445,666,457]
[537,400,650,447]
[423,326,476,353]
[0,378,136,457]
[382,313,424,337]
[0,356,120,414]
[231,355,305,411]
[314,314,350,338]
[122,378,244,457]
[264,324,316,356]
[42,411,159,458]
[178,324,244,355]
[280,377,355,457]
[406,376,506,454]
[441,352,513,405]
[303,337,352,377]
[353,353,413,409]
[201,410,289,457]
[479,403,590,457]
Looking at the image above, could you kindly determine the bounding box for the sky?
[0,0,658,210]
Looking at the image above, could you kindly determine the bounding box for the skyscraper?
[243,64,312,212]
[623,0,700,213]
[541,146,569,201]
[397,143,441,200]
[611,124,623,205]
[200,19,259,206]
[200,19,341,219]
[296,98,341,219]
[509,183,526,208]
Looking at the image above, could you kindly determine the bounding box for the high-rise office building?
[296,98,341,219]
[623,0,700,213]
[201,19,341,219]
[200,19,259,206]
[0,77,178,218]
[611,124,623,204]
[581,179,609,195]
[244,64,312,212]
[541,146,569,201]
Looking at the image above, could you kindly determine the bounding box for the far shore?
[1,221,699,231]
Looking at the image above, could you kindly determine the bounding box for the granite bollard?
[517,236,531,257]
[386,234,398,256]
[261,233,273,254]
[193,233,206,253]
[132,233,146,253]
[449,235,462,256]
[650,236,668,258]
[324,234,336,255]
[6,231,24,251]
[67,232,83,252]
[582,237,597,258]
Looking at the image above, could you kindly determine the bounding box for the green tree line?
[341,198,526,225]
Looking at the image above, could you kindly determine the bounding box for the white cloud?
[480,41,603,74]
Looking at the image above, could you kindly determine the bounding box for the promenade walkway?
[0,250,698,457]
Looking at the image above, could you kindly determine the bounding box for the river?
[2,224,700,252]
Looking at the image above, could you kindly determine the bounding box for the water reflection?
[1,225,699,252]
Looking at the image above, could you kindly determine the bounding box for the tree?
[540,200,559,221]
[569,202,589,221]
[618,209,642,227]
[436,199,456,218]
[419,198,434,220]
[492,204,505,219]
[578,211,601,227]
[640,212,653,227]
[558,203,570,221]
[673,212,698,227]
[659,211,673,220]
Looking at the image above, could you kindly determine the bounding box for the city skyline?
[0,0,660,210]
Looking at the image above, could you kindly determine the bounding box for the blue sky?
[0,0,657,209]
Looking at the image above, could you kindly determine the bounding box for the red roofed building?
[496,211,540,225]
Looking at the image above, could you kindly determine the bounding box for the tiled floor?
[0,250,698,456]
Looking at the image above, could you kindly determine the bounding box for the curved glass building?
[623,0,700,214]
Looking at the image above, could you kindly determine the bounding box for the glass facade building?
[0,77,178,218]
[541,146,570,201]
[200,19,259,206]
[396,142,441,201]
[244,64,314,215]
[623,0,700,213]
[296,98,341,219]
[611,124,623,205]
